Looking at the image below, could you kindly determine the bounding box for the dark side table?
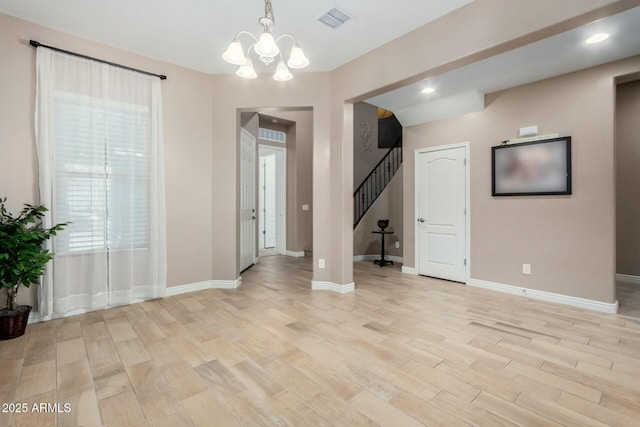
[372,230,394,267]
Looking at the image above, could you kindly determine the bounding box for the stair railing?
[353,137,402,228]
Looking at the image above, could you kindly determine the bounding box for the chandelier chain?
[264,0,275,24]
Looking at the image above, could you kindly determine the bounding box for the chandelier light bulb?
[287,46,309,69]
[273,60,293,81]
[254,31,279,58]
[223,0,308,80]
[222,40,246,65]
[236,59,257,79]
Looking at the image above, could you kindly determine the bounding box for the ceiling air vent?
[318,6,352,29]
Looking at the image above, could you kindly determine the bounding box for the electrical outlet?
[319,259,325,269]
[522,264,531,275]
[394,241,400,249]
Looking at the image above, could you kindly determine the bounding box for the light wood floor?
[617,281,640,319]
[2,256,640,426]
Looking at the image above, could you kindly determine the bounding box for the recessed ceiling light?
[272,119,278,123]
[421,87,435,94]
[585,33,610,44]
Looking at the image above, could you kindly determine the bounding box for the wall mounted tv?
[492,136,571,196]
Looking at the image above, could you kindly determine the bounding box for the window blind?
[54,97,150,253]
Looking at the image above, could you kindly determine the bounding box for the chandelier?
[222,0,310,81]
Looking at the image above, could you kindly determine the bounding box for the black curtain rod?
[29,40,167,80]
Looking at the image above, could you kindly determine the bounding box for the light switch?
[302,204,309,211]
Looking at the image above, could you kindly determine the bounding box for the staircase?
[353,137,402,228]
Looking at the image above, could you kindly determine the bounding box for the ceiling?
[3,1,639,127]
[367,6,640,126]
[0,0,473,74]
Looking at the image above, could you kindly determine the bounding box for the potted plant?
[0,197,67,340]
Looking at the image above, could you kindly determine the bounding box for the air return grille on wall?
[318,6,352,29]
[259,127,286,143]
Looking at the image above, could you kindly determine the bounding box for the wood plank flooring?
[2,256,640,426]
[617,281,640,319]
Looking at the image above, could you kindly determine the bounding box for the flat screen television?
[492,136,571,196]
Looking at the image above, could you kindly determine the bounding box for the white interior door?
[258,145,286,255]
[264,153,277,248]
[259,152,277,249]
[240,128,256,271]
[416,145,467,282]
[259,157,266,249]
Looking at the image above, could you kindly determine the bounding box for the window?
[54,96,150,253]
[259,127,286,143]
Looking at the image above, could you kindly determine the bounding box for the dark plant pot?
[0,305,32,340]
[377,219,389,230]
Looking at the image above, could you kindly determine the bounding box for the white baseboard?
[616,274,640,286]
[28,278,242,324]
[286,250,305,258]
[401,266,417,275]
[311,281,355,294]
[165,277,242,297]
[468,278,618,314]
[353,254,403,263]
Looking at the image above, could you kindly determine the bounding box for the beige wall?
[211,74,331,281]
[273,110,313,253]
[353,102,388,188]
[327,0,624,288]
[0,13,214,309]
[616,79,640,276]
[403,56,640,304]
[354,166,403,258]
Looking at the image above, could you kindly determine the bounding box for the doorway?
[615,77,640,317]
[415,142,469,283]
[259,145,286,257]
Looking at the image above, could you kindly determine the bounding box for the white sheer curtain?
[35,47,166,319]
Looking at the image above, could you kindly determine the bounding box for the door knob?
[417,218,425,223]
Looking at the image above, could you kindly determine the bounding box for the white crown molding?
[401,266,417,275]
[353,255,403,263]
[286,250,305,258]
[311,281,355,294]
[468,278,618,314]
[616,274,640,286]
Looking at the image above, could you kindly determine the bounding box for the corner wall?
[403,56,640,304]
[328,0,625,289]
[0,13,214,309]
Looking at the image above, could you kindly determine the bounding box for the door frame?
[258,144,287,255]
[414,142,471,283]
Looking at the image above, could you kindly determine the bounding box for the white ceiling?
[367,6,640,126]
[0,0,473,74]
[3,1,639,127]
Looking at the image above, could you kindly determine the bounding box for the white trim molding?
[468,278,618,314]
[28,278,243,324]
[353,255,403,264]
[311,281,355,294]
[286,250,305,258]
[616,274,640,286]
[401,266,417,275]
[165,277,242,297]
